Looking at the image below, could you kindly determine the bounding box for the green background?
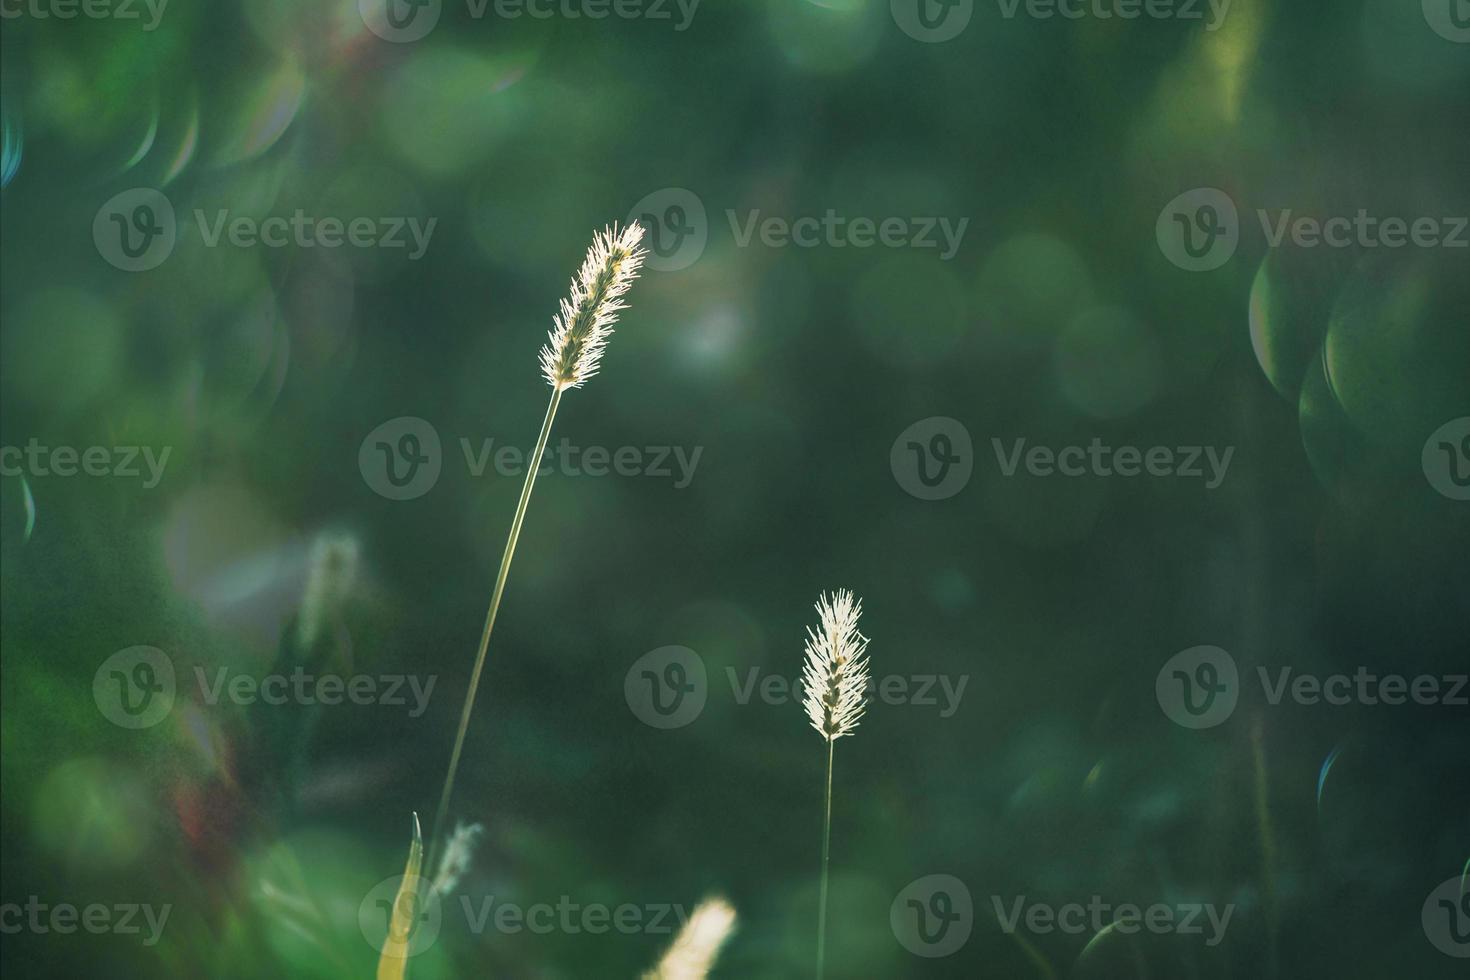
[1,0,1467,977]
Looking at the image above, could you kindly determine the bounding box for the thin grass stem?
[427,386,564,870]
[817,739,833,980]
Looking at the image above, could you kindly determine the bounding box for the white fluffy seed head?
[801,589,871,742]
[430,821,485,899]
[539,223,647,390]
[642,896,737,980]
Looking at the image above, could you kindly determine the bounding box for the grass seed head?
[539,223,647,390]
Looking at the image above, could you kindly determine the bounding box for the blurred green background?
[1,0,1467,977]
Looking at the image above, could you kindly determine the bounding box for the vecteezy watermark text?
[1157,188,1468,272]
[93,188,437,272]
[890,0,1228,44]
[1,440,171,489]
[357,0,700,43]
[460,438,702,488]
[359,417,704,500]
[1255,210,1469,250]
[889,878,1233,958]
[622,647,969,729]
[1157,646,1468,729]
[357,876,693,958]
[93,646,437,729]
[0,898,170,946]
[194,667,436,718]
[726,666,967,717]
[194,210,437,260]
[627,189,969,271]
[992,437,1234,488]
[0,0,168,30]
[994,0,1229,29]
[890,420,1234,500]
[727,210,968,261]
[992,895,1233,946]
[458,896,690,935]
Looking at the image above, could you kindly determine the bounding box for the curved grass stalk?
[422,222,645,874]
[426,387,562,871]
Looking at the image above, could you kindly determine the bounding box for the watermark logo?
[359,0,442,42]
[93,646,176,730]
[1423,877,1470,957]
[891,875,973,957]
[891,0,973,43]
[1156,645,1238,729]
[360,417,443,501]
[1423,0,1470,43]
[1157,188,1238,272]
[891,417,973,500]
[1422,417,1470,500]
[0,0,169,30]
[628,187,709,272]
[94,188,176,272]
[624,646,707,729]
[359,875,442,958]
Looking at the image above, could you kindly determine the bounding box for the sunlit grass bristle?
[798,588,871,980]
[642,896,737,980]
